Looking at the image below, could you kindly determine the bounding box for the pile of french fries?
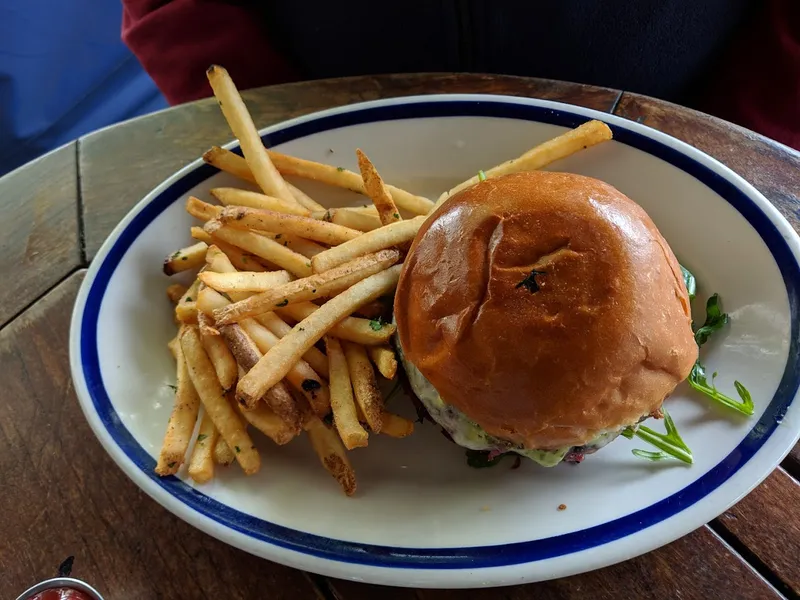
[155,65,613,496]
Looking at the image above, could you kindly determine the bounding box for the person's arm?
[698,0,799,150]
[122,0,298,105]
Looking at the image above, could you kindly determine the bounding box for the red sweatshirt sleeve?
[121,0,298,105]
[699,0,800,150]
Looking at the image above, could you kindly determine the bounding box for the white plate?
[69,95,800,588]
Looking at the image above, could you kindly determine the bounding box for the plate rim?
[69,93,800,588]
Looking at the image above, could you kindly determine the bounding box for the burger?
[393,171,698,466]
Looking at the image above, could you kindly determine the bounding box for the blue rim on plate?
[78,100,800,569]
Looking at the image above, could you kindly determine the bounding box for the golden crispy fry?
[263,233,327,258]
[313,208,382,232]
[218,206,362,246]
[206,65,299,206]
[199,270,292,293]
[219,323,302,429]
[256,312,329,376]
[236,265,401,406]
[367,345,398,380]
[199,318,238,390]
[356,149,402,226]
[197,311,219,337]
[186,196,223,221]
[175,279,200,324]
[304,415,357,496]
[197,285,330,416]
[278,301,395,345]
[204,221,312,277]
[326,337,368,449]
[214,250,400,325]
[192,231,269,272]
[179,325,260,474]
[379,411,415,438]
[342,341,383,433]
[311,216,424,273]
[188,412,217,483]
[213,436,236,466]
[167,334,180,359]
[163,242,208,276]
[167,283,188,304]
[237,401,298,445]
[155,334,202,475]
[266,150,434,215]
[202,146,324,211]
[437,120,613,208]
[210,187,310,216]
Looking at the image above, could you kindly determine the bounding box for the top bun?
[394,171,697,450]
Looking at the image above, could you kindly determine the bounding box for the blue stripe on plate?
[80,100,800,569]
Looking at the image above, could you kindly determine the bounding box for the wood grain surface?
[0,272,321,600]
[325,527,781,600]
[1,75,799,599]
[0,143,81,328]
[78,73,619,259]
[715,468,800,596]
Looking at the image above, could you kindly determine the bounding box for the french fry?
[175,279,200,323]
[206,65,299,206]
[312,216,424,273]
[192,229,269,272]
[186,196,222,221]
[204,221,312,277]
[266,150,434,215]
[167,283,188,304]
[256,312,329,376]
[202,146,324,211]
[342,341,383,433]
[163,242,208,275]
[197,286,330,416]
[210,187,310,217]
[214,250,400,325]
[236,265,402,406]
[188,412,217,483]
[199,319,238,390]
[179,325,260,475]
[379,411,414,438]
[213,436,236,466]
[155,334,202,475]
[199,270,292,293]
[219,322,302,429]
[368,345,398,380]
[237,402,298,445]
[278,301,395,345]
[313,208,382,232]
[304,415,357,496]
[218,206,362,246]
[326,337,368,449]
[437,120,613,207]
[356,149,402,226]
[262,233,327,258]
[167,334,180,359]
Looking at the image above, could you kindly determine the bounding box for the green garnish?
[167,461,177,468]
[185,297,192,302]
[166,384,177,392]
[516,269,546,294]
[275,299,289,307]
[336,166,344,172]
[235,446,241,453]
[694,294,728,347]
[622,409,693,464]
[688,362,754,416]
[393,212,400,219]
[170,251,181,260]
[477,170,487,182]
[197,434,208,442]
[274,234,282,240]
[631,449,673,461]
[680,265,696,300]
[369,319,383,331]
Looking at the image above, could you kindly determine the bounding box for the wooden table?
[1,74,798,600]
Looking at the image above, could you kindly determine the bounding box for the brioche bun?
[394,171,697,450]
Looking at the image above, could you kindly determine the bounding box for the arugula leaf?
[631,449,672,461]
[623,409,693,464]
[680,264,696,301]
[369,318,384,331]
[687,361,754,416]
[694,294,729,347]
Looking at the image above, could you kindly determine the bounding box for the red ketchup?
[28,589,93,600]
